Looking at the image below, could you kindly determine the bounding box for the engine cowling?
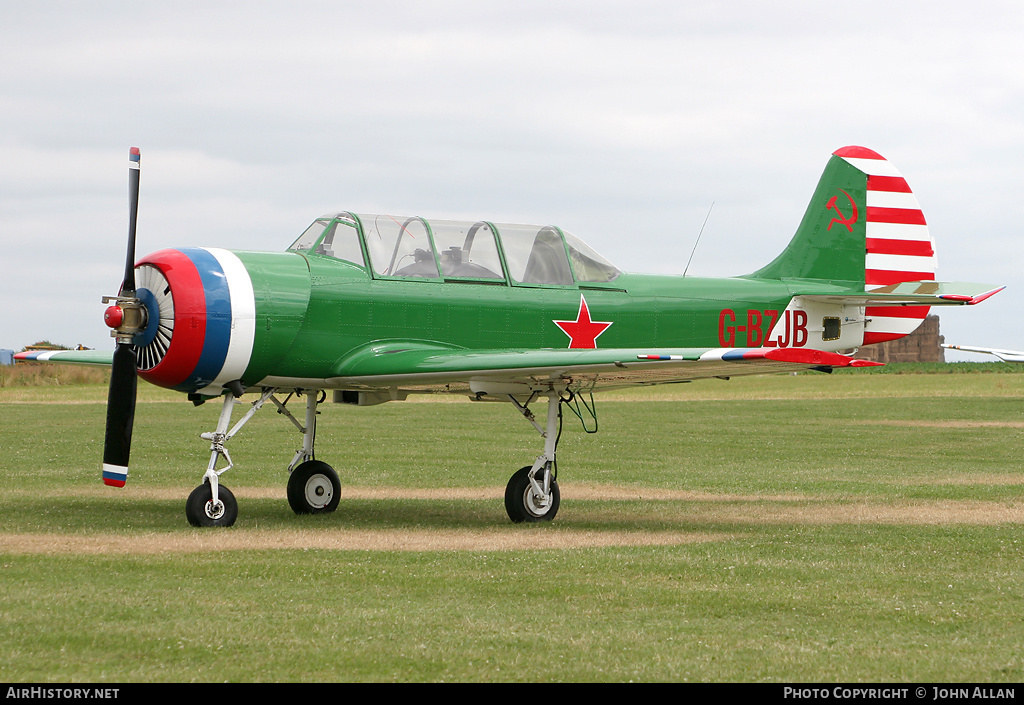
[131,247,310,395]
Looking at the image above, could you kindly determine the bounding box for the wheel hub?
[523,487,552,517]
[304,475,334,509]
[205,500,226,520]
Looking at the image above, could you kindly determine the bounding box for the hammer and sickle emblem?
[826,188,858,232]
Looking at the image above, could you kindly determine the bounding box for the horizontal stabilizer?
[799,282,1004,307]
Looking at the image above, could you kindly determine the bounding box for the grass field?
[1,365,1023,682]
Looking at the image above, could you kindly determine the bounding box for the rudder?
[843,146,936,344]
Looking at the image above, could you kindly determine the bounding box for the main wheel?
[185,482,238,527]
[505,465,560,523]
[287,460,341,514]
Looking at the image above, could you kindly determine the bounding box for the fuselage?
[131,213,868,396]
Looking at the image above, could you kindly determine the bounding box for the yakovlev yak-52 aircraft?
[18,146,1002,527]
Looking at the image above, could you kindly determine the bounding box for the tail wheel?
[505,465,560,523]
[287,460,341,514]
[185,482,238,527]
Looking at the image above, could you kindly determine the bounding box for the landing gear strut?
[504,390,563,523]
[182,384,574,526]
[185,388,271,528]
[279,391,340,514]
[184,387,340,526]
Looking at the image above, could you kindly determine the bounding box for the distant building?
[856,314,944,363]
[0,349,13,366]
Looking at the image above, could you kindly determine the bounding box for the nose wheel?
[186,482,238,527]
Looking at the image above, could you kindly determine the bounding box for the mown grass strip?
[1,370,1023,682]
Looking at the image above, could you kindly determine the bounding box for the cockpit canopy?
[288,213,621,285]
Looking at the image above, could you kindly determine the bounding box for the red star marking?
[553,295,613,349]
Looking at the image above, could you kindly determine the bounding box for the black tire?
[185,482,238,527]
[287,460,341,514]
[504,465,560,523]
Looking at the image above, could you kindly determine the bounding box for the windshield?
[288,219,330,252]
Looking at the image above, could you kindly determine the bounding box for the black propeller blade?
[103,343,137,486]
[102,147,142,488]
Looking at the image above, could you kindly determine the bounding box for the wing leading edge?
[306,343,882,396]
[16,343,881,395]
[14,349,114,366]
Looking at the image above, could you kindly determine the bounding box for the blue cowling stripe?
[172,248,233,392]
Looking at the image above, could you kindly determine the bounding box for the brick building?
[855,314,944,363]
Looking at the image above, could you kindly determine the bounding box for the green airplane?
[17,146,1002,527]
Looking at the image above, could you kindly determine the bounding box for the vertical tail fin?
[750,146,937,345]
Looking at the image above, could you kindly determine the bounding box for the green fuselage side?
[233,250,811,384]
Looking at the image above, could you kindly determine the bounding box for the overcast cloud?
[2,1,1022,359]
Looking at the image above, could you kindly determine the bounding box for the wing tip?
[939,285,1005,305]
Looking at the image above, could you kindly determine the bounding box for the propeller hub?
[101,294,147,343]
[104,304,124,329]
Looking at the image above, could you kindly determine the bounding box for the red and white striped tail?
[834,146,936,345]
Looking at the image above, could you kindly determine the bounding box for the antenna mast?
[683,202,714,277]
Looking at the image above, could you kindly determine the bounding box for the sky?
[2,1,1022,361]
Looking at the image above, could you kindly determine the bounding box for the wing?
[941,344,1024,363]
[14,349,114,366]
[323,342,881,397]
[12,344,882,395]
